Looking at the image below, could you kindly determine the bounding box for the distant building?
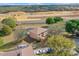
[29,28,48,40]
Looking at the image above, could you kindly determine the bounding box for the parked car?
[17,44,29,49]
[33,47,53,54]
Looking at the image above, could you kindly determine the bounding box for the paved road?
[16,20,45,25]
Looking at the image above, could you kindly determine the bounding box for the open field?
[0,11,79,21]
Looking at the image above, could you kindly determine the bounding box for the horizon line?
[0,3,79,5]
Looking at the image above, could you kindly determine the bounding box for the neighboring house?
[28,28,48,40]
[0,44,33,56]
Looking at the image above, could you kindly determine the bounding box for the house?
[28,28,48,40]
[0,44,33,56]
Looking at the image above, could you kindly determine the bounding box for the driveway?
[74,38,79,46]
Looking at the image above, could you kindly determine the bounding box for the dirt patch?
[3,32,16,43]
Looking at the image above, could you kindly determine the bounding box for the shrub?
[54,17,63,23]
[46,17,55,24]
[46,17,63,24]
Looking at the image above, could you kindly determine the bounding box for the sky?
[0,0,79,3]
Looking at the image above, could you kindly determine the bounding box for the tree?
[17,30,27,39]
[0,24,12,36]
[54,17,63,23]
[46,17,63,24]
[65,20,79,35]
[0,37,4,46]
[47,35,76,56]
[2,17,16,29]
[46,17,55,24]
